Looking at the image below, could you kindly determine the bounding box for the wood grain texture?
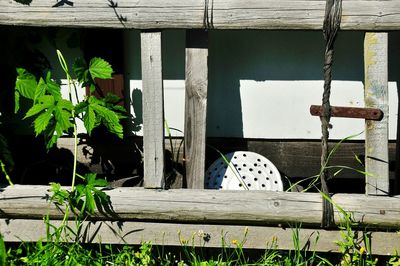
[0,185,399,228]
[364,32,389,195]
[141,31,165,188]
[1,0,400,30]
[1,219,399,255]
[56,137,396,187]
[185,30,208,189]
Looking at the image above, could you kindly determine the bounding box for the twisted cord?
[203,0,210,29]
[203,0,213,30]
[321,0,342,228]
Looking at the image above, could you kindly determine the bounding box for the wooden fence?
[1,0,400,255]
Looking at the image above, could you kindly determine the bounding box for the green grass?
[3,224,400,266]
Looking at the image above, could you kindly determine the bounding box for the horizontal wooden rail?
[1,0,400,30]
[1,219,399,255]
[0,186,399,228]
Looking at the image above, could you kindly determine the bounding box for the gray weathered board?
[141,31,165,188]
[0,186,399,229]
[1,0,400,30]
[364,32,389,195]
[1,219,399,256]
[185,30,208,189]
[56,138,397,183]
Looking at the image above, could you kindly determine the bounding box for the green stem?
[0,159,13,186]
[71,118,78,192]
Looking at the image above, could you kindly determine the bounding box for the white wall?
[123,30,400,140]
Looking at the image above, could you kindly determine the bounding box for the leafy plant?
[13,50,123,245]
[15,50,123,151]
[50,173,111,218]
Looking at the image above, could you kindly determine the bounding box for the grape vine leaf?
[25,95,74,149]
[15,68,37,112]
[76,96,123,138]
[89,57,113,80]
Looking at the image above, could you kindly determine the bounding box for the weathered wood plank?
[1,0,400,30]
[56,137,396,186]
[1,219,399,255]
[364,32,389,195]
[0,186,399,228]
[185,30,208,189]
[141,31,165,188]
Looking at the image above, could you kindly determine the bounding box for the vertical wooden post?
[185,30,208,189]
[141,31,165,188]
[364,32,389,195]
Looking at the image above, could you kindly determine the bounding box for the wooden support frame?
[0,185,400,254]
[364,32,389,195]
[2,0,400,30]
[1,186,399,229]
[1,0,400,255]
[185,30,209,189]
[1,219,399,255]
[141,31,165,188]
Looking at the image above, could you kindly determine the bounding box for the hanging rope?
[203,0,213,30]
[320,0,342,228]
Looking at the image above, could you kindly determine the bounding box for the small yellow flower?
[374,258,378,263]
[271,235,278,243]
[359,246,366,255]
[180,238,188,245]
[232,239,238,245]
[134,251,140,258]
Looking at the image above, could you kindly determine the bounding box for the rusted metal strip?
[310,105,383,121]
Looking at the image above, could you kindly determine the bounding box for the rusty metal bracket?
[310,105,383,121]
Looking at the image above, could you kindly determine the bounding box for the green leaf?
[46,134,59,151]
[0,234,6,266]
[49,182,69,205]
[15,68,37,100]
[83,106,96,135]
[85,189,96,214]
[91,104,123,138]
[89,84,96,93]
[89,57,113,79]
[45,72,62,100]
[85,173,108,187]
[112,105,126,113]
[14,91,20,113]
[88,95,103,105]
[73,58,89,83]
[54,106,73,131]
[92,178,108,187]
[104,93,121,104]
[57,99,74,111]
[34,78,47,102]
[24,95,54,119]
[84,173,97,184]
[33,108,53,135]
[74,101,88,114]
